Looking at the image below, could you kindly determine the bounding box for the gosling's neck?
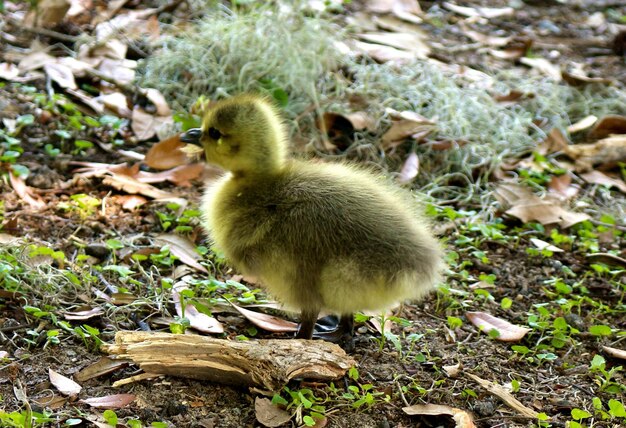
[229,136,289,181]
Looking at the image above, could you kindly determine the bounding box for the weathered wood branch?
[102,331,355,391]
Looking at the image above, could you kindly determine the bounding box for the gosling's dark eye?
[208,127,221,140]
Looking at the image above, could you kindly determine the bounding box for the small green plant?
[589,355,625,394]
[272,386,326,427]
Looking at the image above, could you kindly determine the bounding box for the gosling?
[181,94,443,348]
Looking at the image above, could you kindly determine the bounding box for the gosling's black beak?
[181,128,202,145]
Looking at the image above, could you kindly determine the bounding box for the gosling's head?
[181,94,288,177]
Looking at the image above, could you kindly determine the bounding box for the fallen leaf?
[565,135,626,170]
[255,397,292,428]
[443,2,513,19]
[530,238,564,253]
[466,373,539,419]
[367,0,421,15]
[588,115,626,140]
[9,173,46,209]
[586,253,626,269]
[43,62,77,89]
[603,346,626,361]
[18,51,56,73]
[137,164,204,187]
[567,115,598,134]
[354,41,416,63]
[144,135,189,170]
[443,363,461,378]
[115,194,148,210]
[63,307,105,320]
[397,152,419,184]
[230,303,298,333]
[110,293,137,305]
[131,106,174,141]
[495,183,590,228]
[462,27,511,47]
[466,311,530,341]
[49,368,82,396]
[97,58,136,85]
[382,109,434,147]
[102,174,175,199]
[403,403,476,427]
[75,357,129,382]
[520,57,561,81]
[80,394,136,409]
[155,234,207,273]
[580,170,626,193]
[547,174,579,199]
[24,0,71,27]
[357,32,429,58]
[0,63,19,80]
[142,88,172,116]
[94,92,132,118]
[562,71,612,86]
[172,282,224,334]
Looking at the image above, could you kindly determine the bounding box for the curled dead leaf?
[466,311,530,341]
[155,234,208,273]
[255,397,292,428]
[80,393,136,409]
[397,152,419,184]
[580,170,626,194]
[588,115,626,140]
[172,282,224,334]
[565,135,626,171]
[403,403,476,428]
[49,368,82,396]
[230,303,298,333]
[144,135,188,170]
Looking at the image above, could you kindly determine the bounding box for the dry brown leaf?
[115,194,148,210]
[33,394,67,410]
[463,29,511,47]
[255,397,292,428]
[44,62,77,89]
[0,63,19,80]
[466,311,530,342]
[367,0,421,15]
[18,51,56,73]
[102,174,174,199]
[49,368,82,396]
[382,109,434,147]
[548,174,579,199]
[231,303,298,333]
[520,57,561,81]
[530,238,564,253]
[155,234,208,273]
[354,41,416,63]
[24,0,71,27]
[586,253,626,269]
[588,115,626,140]
[580,170,626,193]
[80,394,136,409]
[142,88,171,116]
[493,90,533,105]
[565,135,626,170]
[65,88,105,115]
[567,115,598,134]
[403,403,476,428]
[443,2,513,19]
[137,164,204,187]
[562,71,612,86]
[94,92,131,117]
[539,128,570,155]
[144,135,188,170]
[466,373,539,419]
[9,173,46,209]
[110,293,137,305]
[357,32,429,58]
[172,283,224,334]
[398,152,419,184]
[75,357,128,382]
[603,346,626,361]
[131,106,174,141]
[63,307,104,320]
[97,58,136,85]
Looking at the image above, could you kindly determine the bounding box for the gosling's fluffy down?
[190,94,443,333]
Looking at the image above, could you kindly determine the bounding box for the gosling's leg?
[295,309,319,340]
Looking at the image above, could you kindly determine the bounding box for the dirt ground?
[1,1,625,427]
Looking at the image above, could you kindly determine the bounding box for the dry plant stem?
[103,331,355,391]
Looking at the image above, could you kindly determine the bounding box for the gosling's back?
[203,160,442,314]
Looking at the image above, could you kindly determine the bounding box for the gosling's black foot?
[311,315,355,352]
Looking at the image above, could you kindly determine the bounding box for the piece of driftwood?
[102,331,356,391]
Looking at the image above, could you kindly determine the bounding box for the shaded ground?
[1,1,626,428]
